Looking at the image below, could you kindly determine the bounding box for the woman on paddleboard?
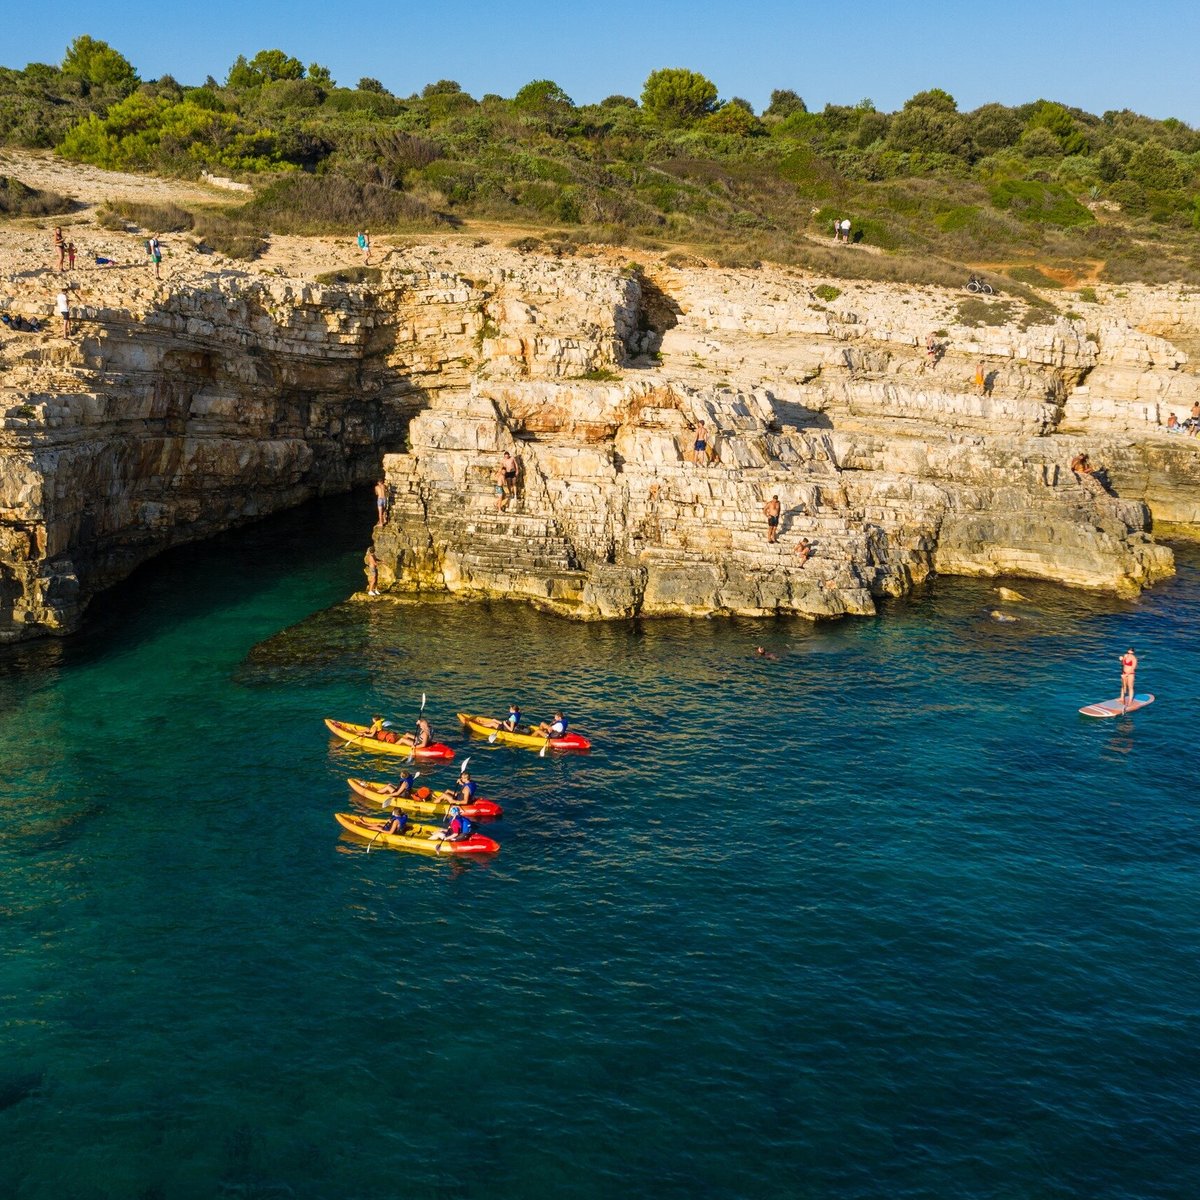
[1119,648,1138,709]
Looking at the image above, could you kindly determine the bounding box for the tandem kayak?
[324,719,455,759]
[347,779,503,819]
[457,712,591,751]
[335,812,499,856]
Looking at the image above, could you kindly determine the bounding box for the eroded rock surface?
[2,239,1197,638]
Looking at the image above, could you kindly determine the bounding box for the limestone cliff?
[2,236,1197,639]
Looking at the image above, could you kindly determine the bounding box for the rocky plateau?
[3,204,1200,640]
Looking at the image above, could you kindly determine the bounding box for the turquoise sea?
[1,495,1197,1200]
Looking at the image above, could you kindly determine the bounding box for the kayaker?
[533,711,567,738]
[504,703,522,732]
[381,808,410,835]
[399,716,433,748]
[439,806,472,842]
[381,770,415,798]
[367,716,388,738]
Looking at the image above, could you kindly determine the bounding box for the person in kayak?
[502,703,522,732]
[381,770,415,798]
[450,770,477,806]
[381,808,410,835]
[1119,647,1138,709]
[533,711,567,738]
[398,716,433,748]
[439,806,472,842]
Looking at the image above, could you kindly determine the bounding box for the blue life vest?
[551,717,567,735]
[461,780,478,801]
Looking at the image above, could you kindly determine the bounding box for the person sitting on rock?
[1070,452,1094,476]
[1166,412,1182,434]
[794,538,812,564]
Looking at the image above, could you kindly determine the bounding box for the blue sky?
[3,0,1198,123]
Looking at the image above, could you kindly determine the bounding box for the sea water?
[1,495,1197,1200]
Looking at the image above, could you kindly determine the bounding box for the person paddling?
[533,711,567,738]
[438,806,472,843]
[440,770,477,807]
[1119,647,1138,710]
[398,715,433,749]
[381,770,416,799]
[380,808,410,836]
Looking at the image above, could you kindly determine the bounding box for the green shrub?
[236,173,436,234]
[575,367,621,381]
[192,214,265,259]
[1076,286,1099,303]
[988,179,1093,227]
[956,297,1017,326]
[1005,265,1064,289]
[813,284,841,301]
[0,175,74,216]
[313,266,382,285]
[102,199,195,232]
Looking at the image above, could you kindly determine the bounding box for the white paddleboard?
[1079,693,1155,718]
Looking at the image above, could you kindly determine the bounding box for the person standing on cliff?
[501,451,518,500]
[364,546,380,596]
[53,226,65,272]
[974,361,985,395]
[147,235,162,280]
[692,420,709,467]
[763,495,781,544]
[55,289,71,337]
[494,464,509,512]
[374,479,388,527]
[357,231,370,265]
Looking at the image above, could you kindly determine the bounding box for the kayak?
[325,718,455,759]
[335,812,499,856]
[457,712,591,751]
[347,778,503,819]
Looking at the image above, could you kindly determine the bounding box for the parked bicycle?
[966,275,996,295]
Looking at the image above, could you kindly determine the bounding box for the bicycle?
[966,275,996,295]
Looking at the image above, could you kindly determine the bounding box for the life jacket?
[461,780,477,801]
[379,729,398,743]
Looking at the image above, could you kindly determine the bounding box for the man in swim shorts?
[763,495,781,544]
[692,420,709,466]
[374,480,388,526]
[501,451,518,500]
[1119,648,1137,709]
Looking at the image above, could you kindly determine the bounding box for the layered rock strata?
[2,238,1197,638]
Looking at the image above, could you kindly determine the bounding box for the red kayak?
[324,718,455,760]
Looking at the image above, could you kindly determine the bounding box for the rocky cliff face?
[2,239,1197,639]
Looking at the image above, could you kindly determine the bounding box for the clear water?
[1,496,1197,1200]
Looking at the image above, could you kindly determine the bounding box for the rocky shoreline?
[2,226,1199,639]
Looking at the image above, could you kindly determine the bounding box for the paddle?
[405,692,428,763]
[336,719,391,753]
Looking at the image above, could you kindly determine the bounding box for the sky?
[3,0,1199,124]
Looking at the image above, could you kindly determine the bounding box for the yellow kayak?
[324,718,455,759]
[347,779,502,819]
[457,712,591,751]
[334,812,499,856]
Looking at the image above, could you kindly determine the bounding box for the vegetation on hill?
[3,39,1200,282]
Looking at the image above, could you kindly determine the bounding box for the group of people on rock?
[1165,402,1200,435]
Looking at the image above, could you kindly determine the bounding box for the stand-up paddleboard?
[1079,693,1155,718]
